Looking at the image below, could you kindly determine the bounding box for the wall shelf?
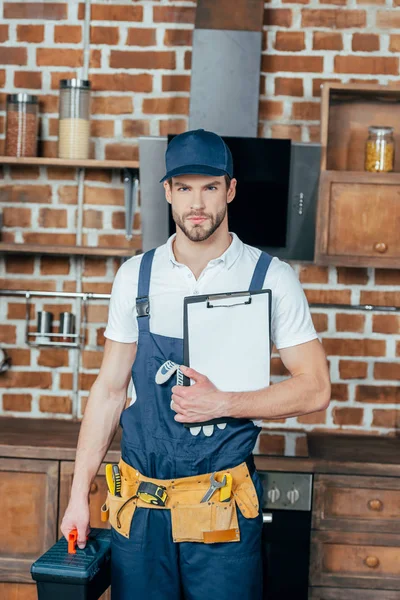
[0,156,139,170]
[0,242,137,257]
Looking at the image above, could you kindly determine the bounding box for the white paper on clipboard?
[184,290,271,393]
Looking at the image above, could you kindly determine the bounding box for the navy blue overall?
[111,249,272,600]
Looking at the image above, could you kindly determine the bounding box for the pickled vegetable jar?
[365,125,395,173]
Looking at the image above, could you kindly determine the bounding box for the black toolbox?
[31,528,111,600]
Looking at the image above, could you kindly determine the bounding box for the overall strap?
[136,249,156,332]
[249,251,273,291]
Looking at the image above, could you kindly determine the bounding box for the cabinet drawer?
[313,474,400,533]
[310,531,400,590]
[309,588,400,600]
[328,182,400,257]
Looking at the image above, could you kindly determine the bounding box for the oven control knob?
[267,487,281,503]
[287,488,300,505]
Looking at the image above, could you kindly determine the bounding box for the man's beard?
[172,205,227,242]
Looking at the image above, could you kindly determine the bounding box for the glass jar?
[58,79,91,160]
[5,93,39,157]
[364,125,395,173]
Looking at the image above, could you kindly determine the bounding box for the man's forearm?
[70,380,125,501]
[225,373,330,421]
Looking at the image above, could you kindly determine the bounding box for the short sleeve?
[269,261,318,350]
[103,258,139,344]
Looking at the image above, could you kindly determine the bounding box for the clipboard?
[182,289,272,428]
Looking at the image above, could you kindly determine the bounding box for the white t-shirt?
[104,232,318,350]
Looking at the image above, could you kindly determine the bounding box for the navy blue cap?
[160,129,233,183]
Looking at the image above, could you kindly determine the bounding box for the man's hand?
[171,366,228,423]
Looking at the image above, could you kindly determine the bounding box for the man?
[61,129,330,599]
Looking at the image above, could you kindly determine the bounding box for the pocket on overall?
[170,499,240,544]
[106,491,138,539]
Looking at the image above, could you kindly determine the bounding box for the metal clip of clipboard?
[207,292,252,309]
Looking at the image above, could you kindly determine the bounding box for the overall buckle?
[136,297,150,318]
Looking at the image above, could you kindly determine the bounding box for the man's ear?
[227,178,237,204]
[164,181,172,204]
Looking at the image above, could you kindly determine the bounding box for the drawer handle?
[90,482,98,494]
[368,499,383,511]
[365,556,380,568]
[374,242,388,253]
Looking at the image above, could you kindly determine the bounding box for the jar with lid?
[5,93,39,157]
[364,126,395,173]
[58,79,91,160]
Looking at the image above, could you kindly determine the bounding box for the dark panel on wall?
[195,0,265,32]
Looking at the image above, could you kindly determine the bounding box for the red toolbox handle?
[68,529,78,554]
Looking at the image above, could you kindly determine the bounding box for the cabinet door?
[59,462,110,600]
[328,182,400,258]
[0,458,58,583]
[309,588,400,600]
[0,582,38,599]
[313,474,400,533]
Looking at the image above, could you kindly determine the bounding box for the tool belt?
[101,458,260,544]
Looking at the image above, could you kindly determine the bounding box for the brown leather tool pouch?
[170,497,240,544]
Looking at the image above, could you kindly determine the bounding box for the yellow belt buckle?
[219,473,233,502]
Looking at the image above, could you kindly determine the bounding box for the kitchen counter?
[1,417,399,477]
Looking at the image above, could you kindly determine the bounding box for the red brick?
[375,269,400,285]
[0,71,5,88]
[322,338,385,357]
[389,36,400,53]
[313,32,343,51]
[339,360,368,379]
[305,289,351,304]
[299,265,328,283]
[164,29,192,47]
[105,144,138,162]
[270,124,302,141]
[357,0,385,3]
[37,48,83,68]
[3,394,32,412]
[91,96,133,115]
[264,9,292,27]
[5,256,34,275]
[259,100,284,119]
[127,28,157,46]
[275,77,304,97]
[83,209,103,229]
[319,0,347,4]
[17,24,44,43]
[312,78,341,97]
[14,71,42,89]
[38,208,67,228]
[84,170,112,184]
[0,371,52,389]
[90,26,119,45]
[360,291,400,306]
[43,302,72,314]
[60,373,73,390]
[0,24,9,42]
[376,11,400,29]
[292,101,320,120]
[83,259,107,278]
[78,3,143,21]
[262,55,323,73]
[337,267,369,285]
[162,75,190,93]
[153,6,195,24]
[259,433,285,454]
[122,120,151,137]
[110,50,176,70]
[96,327,106,346]
[352,33,380,52]
[160,119,187,136]
[0,324,17,344]
[275,32,305,52]
[58,186,78,205]
[331,383,349,401]
[40,257,70,275]
[1,48,27,66]
[54,25,82,44]
[374,362,400,381]
[23,232,76,246]
[372,315,400,335]
[336,313,365,333]
[333,407,364,426]
[3,207,31,228]
[82,350,103,369]
[39,395,72,414]
[335,56,398,75]
[143,97,189,115]
[97,234,140,250]
[0,278,56,292]
[90,73,152,93]
[311,313,328,332]
[302,9,366,28]
[38,349,69,368]
[85,187,124,206]
[184,51,192,70]
[4,3,67,19]
[297,409,327,425]
[372,410,398,429]
[91,120,114,138]
[111,211,140,231]
[356,385,400,404]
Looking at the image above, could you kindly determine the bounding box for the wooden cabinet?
[0,458,58,583]
[0,582,39,600]
[315,83,400,268]
[309,588,400,600]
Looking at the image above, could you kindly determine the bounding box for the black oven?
[259,471,313,599]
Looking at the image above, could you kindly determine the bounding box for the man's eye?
[207,186,217,191]
[178,187,189,191]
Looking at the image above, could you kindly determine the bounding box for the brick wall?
[0,0,399,440]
